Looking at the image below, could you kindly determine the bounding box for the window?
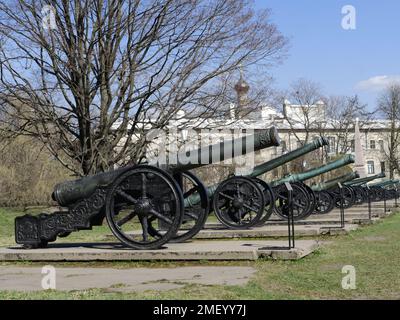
[380,161,386,173]
[379,140,384,151]
[367,161,375,174]
[370,140,376,149]
[281,140,287,153]
[327,136,336,153]
[350,139,355,152]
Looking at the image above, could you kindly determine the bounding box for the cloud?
[356,75,400,92]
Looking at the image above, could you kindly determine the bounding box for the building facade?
[121,73,397,183]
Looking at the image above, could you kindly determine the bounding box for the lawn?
[0,208,399,299]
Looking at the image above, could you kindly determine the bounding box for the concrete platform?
[105,223,359,241]
[192,223,358,239]
[0,240,319,261]
[205,217,373,228]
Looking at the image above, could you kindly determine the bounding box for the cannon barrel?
[184,136,328,206]
[368,179,399,188]
[158,127,280,172]
[248,137,329,178]
[274,154,355,185]
[311,171,360,191]
[52,128,280,207]
[344,172,386,186]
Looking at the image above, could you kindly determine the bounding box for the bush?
[0,137,70,207]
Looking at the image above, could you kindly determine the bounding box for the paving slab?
[0,266,257,292]
[0,240,319,261]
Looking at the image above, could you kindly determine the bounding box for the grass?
[0,208,400,299]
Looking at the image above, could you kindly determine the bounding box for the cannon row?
[14,128,397,250]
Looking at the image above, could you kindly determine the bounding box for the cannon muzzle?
[274,154,355,185]
[53,127,280,207]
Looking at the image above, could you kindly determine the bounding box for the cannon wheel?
[295,182,317,217]
[252,178,275,226]
[372,187,385,202]
[147,171,209,243]
[314,190,335,214]
[352,186,367,205]
[105,165,184,250]
[330,185,355,209]
[367,187,378,202]
[212,176,265,229]
[273,183,312,220]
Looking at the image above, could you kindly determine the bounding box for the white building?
[119,73,397,183]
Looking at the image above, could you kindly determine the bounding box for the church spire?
[234,65,250,118]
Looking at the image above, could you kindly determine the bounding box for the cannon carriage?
[209,137,329,228]
[367,179,399,202]
[15,128,280,250]
[311,171,360,214]
[344,172,386,202]
[271,154,356,219]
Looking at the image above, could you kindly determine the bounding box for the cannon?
[15,128,280,250]
[210,137,329,228]
[343,172,386,202]
[367,179,399,201]
[271,154,355,220]
[311,171,360,214]
[344,172,386,186]
[368,179,399,188]
[312,171,360,192]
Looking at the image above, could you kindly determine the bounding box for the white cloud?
[356,75,400,92]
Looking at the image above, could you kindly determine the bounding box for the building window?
[281,140,287,153]
[327,136,336,153]
[350,139,355,152]
[370,140,376,149]
[380,161,386,173]
[367,161,375,174]
[379,140,384,151]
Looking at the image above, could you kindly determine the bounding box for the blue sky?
[254,0,400,110]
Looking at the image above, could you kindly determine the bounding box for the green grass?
[0,208,400,299]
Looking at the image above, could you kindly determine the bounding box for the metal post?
[338,182,345,229]
[367,186,372,221]
[383,188,387,213]
[284,182,295,249]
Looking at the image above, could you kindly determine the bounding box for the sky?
[254,0,400,110]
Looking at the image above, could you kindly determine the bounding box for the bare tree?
[272,78,326,172]
[0,0,288,175]
[377,83,400,179]
[325,95,371,154]
[281,78,325,145]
